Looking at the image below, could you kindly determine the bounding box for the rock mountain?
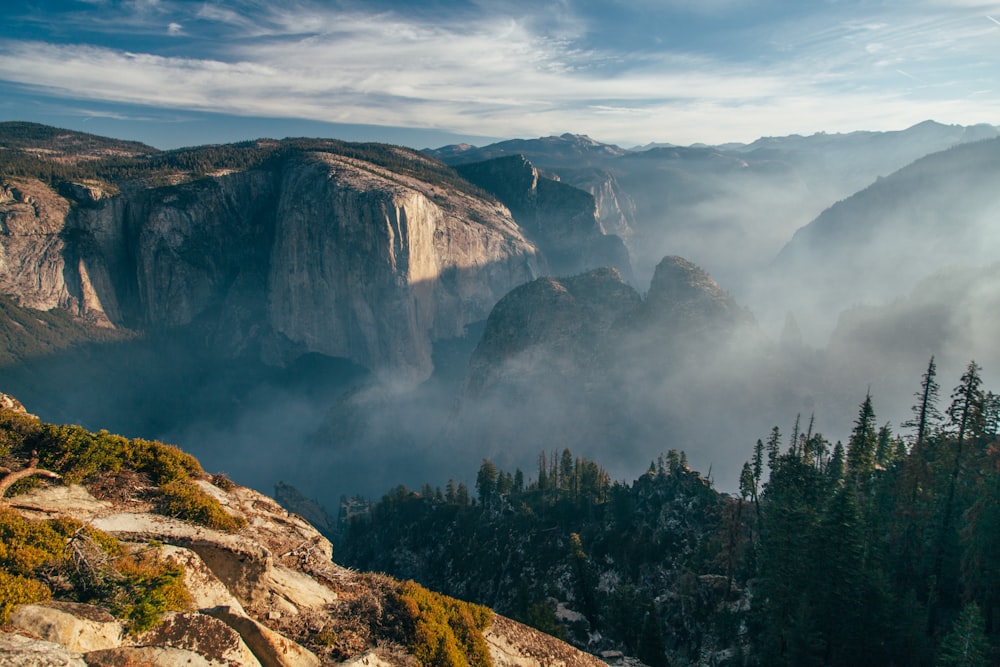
[0,123,626,383]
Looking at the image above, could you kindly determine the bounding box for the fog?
[6,125,1000,516]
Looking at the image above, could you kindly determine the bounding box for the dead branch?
[0,450,61,498]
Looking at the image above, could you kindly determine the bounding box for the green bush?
[109,549,191,635]
[159,480,246,532]
[398,580,493,667]
[0,570,51,624]
[124,438,203,484]
[34,426,202,486]
[0,506,68,576]
[2,409,241,532]
[0,506,191,633]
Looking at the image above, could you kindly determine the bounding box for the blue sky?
[1,0,998,149]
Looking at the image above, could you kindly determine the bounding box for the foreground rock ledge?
[4,478,606,666]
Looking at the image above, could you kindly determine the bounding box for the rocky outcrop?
[266,152,542,379]
[0,137,547,381]
[456,155,633,282]
[450,257,776,481]
[464,267,640,397]
[0,401,606,666]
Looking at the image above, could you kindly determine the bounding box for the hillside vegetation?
[0,121,490,200]
[341,357,1000,666]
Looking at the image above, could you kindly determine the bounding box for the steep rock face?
[0,143,545,381]
[559,167,635,243]
[268,153,541,379]
[0,179,115,326]
[464,267,640,397]
[456,155,633,282]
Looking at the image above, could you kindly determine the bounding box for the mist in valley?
[5,124,1000,517]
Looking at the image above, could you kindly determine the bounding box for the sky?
[1,0,998,150]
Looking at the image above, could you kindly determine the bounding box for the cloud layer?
[1,0,998,146]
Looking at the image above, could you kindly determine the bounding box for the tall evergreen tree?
[948,361,985,451]
[766,427,782,471]
[476,459,498,506]
[903,356,942,450]
[936,603,991,667]
[847,392,877,483]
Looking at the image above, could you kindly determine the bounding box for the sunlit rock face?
[456,155,633,283]
[267,153,543,380]
[0,146,544,381]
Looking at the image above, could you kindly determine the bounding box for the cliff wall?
[0,146,545,381]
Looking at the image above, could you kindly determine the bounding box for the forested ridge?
[340,358,1000,666]
[0,121,490,199]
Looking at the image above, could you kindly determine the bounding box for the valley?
[2,118,1000,665]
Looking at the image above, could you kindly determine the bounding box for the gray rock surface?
[0,632,87,667]
[9,603,123,654]
[0,144,545,381]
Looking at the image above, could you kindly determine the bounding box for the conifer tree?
[476,459,498,506]
[827,441,845,485]
[936,603,991,667]
[902,356,942,449]
[753,437,765,488]
[847,392,877,483]
[560,449,574,493]
[766,427,782,471]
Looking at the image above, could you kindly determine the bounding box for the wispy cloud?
[1,1,998,145]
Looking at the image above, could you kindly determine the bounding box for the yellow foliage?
[159,480,246,532]
[398,580,493,667]
[0,506,67,575]
[123,438,203,484]
[0,570,51,624]
[0,505,191,634]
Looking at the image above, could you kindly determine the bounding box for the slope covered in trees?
[340,358,1000,666]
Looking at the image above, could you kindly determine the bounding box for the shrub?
[6,414,240,532]
[0,570,51,624]
[159,481,246,532]
[398,580,492,667]
[124,438,202,484]
[109,548,191,635]
[36,425,126,484]
[0,406,41,457]
[0,504,192,633]
[210,473,235,491]
[0,506,67,575]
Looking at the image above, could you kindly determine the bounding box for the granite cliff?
[455,156,633,282]
[0,125,552,381]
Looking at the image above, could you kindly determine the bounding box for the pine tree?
[753,437,765,488]
[936,603,991,667]
[766,427,782,471]
[902,356,942,450]
[739,461,756,502]
[847,392,877,483]
[948,361,985,448]
[560,448,574,493]
[828,442,846,485]
[476,459,498,506]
